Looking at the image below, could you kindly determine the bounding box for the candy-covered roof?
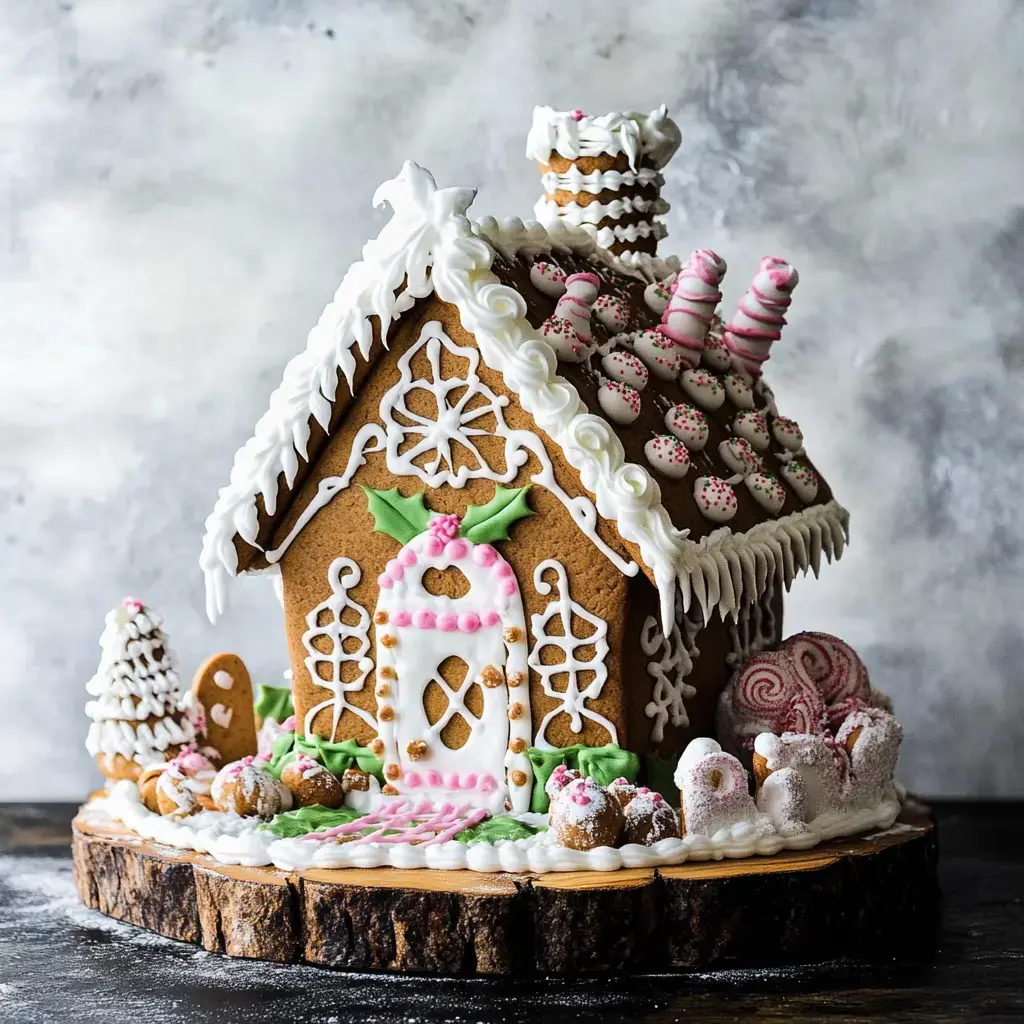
[200,162,847,631]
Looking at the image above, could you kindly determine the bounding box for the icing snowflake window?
[302,557,377,739]
[641,613,699,744]
[528,559,617,748]
[379,321,524,488]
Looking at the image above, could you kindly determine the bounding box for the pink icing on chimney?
[570,109,585,121]
[657,248,727,369]
[724,256,799,377]
[121,596,143,614]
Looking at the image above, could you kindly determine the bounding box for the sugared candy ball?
[597,380,641,425]
[621,791,680,846]
[544,764,583,801]
[529,260,567,298]
[601,350,648,390]
[212,757,292,818]
[745,472,786,513]
[549,778,624,851]
[680,369,725,410]
[780,460,820,502]
[632,329,684,380]
[733,410,770,450]
[694,476,738,522]
[280,754,346,809]
[645,435,691,479]
[664,403,709,451]
[606,777,639,810]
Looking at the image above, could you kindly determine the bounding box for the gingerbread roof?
[200,162,848,631]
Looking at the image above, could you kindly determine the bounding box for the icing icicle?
[657,249,727,371]
[724,257,799,378]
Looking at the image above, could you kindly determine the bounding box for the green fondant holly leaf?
[525,743,640,813]
[455,816,546,844]
[254,684,294,725]
[258,804,362,839]
[361,486,431,545]
[459,485,534,544]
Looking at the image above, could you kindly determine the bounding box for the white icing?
[534,194,669,227]
[644,435,690,479]
[373,525,531,814]
[528,560,616,748]
[733,410,770,451]
[301,557,376,740]
[601,350,648,390]
[526,105,682,171]
[209,704,233,729]
[212,670,234,690]
[200,162,847,635]
[592,220,666,248]
[597,380,641,424]
[85,600,196,765]
[746,473,786,513]
[540,166,663,196]
[641,614,697,743]
[97,774,901,874]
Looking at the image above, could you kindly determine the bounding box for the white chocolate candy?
[601,350,648,390]
[540,271,601,362]
[665,403,709,451]
[594,293,629,334]
[718,438,763,477]
[633,328,684,380]
[772,415,804,452]
[724,372,755,410]
[540,316,588,362]
[702,320,731,372]
[644,435,690,479]
[694,476,738,522]
[733,410,770,450]
[643,278,675,316]
[680,369,725,411]
[597,380,641,424]
[780,460,819,503]
[745,472,786,513]
[657,248,727,371]
[529,260,567,298]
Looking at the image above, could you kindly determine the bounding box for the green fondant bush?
[526,743,640,813]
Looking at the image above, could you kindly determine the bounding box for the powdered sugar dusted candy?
[702,317,731,371]
[621,790,680,845]
[719,438,764,477]
[549,777,623,850]
[780,460,819,502]
[694,476,738,522]
[212,758,291,818]
[835,709,902,806]
[601,350,648,390]
[724,256,799,377]
[645,435,690,479]
[544,764,583,800]
[643,278,675,316]
[529,260,567,298]
[632,328,685,380]
[594,293,629,334]
[753,732,845,822]
[657,248,727,369]
[598,380,641,424]
[674,738,762,838]
[772,415,804,451]
[665,403,708,450]
[680,369,725,410]
[724,372,755,410]
[733,410,770,451]
[606,777,640,810]
[745,472,786,513]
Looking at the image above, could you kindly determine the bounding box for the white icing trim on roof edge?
[200,162,847,631]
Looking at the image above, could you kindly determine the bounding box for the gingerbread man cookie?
[192,653,258,767]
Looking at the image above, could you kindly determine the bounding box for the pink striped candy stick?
[657,248,727,370]
[724,256,799,378]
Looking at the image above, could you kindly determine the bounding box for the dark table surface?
[0,801,1021,1024]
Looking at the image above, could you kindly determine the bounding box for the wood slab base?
[73,804,939,976]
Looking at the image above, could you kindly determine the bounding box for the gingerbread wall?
[271,295,636,756]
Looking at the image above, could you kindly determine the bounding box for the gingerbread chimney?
[527,105,681,257]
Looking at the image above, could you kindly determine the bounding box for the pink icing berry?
[414,610,437,629]
[437,612,458,632]
[457,612,481,633]
[472,544,498,567]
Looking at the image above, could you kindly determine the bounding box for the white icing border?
[200,163,848,633]
[96,780,901,874]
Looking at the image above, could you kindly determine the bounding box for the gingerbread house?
[199,110,848,817]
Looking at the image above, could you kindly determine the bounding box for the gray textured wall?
[3,0,1022,799]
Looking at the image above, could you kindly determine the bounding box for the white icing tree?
[85,597,196,778]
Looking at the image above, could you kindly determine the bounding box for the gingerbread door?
[373,525,532,813]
